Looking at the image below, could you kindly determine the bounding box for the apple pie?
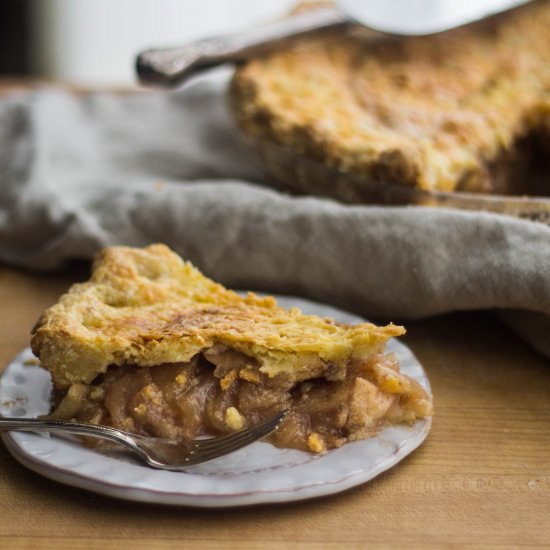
[31,244,432,453]
[230,0,550,195]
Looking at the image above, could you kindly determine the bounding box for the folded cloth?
[1,78,550,357]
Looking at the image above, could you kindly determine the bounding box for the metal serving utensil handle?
[136,7,351,88]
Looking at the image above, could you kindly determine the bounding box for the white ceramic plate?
[0,296,432,507]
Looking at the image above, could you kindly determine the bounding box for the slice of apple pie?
[31,244,432,453]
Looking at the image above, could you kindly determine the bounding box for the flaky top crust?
[230,1,550,193]
[31,244,403,389]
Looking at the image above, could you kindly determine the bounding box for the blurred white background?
[28,0,296,86]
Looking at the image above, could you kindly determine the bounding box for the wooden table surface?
[0,264,548,549]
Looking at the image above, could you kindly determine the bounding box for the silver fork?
[0,410,287,470]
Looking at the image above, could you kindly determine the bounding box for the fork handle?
[0,417,132,444]
[136,7,351,88]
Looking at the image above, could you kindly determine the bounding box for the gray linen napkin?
[1,78,550,357]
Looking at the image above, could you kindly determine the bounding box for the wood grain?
[0,264,548,548]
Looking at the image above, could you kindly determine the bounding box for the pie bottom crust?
[241,134,550,224]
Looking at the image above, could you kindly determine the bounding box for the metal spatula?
[136,0,532,88]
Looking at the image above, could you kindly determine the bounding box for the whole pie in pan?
[31,244,432,453]
[230,1,550,195]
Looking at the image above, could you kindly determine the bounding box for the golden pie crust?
[230,1,550,194]
[31,244,432,452]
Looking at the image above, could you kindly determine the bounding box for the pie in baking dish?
[31,244,432,453]
[230,0,550,195]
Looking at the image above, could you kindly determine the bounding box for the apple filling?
[48,345,431,453]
